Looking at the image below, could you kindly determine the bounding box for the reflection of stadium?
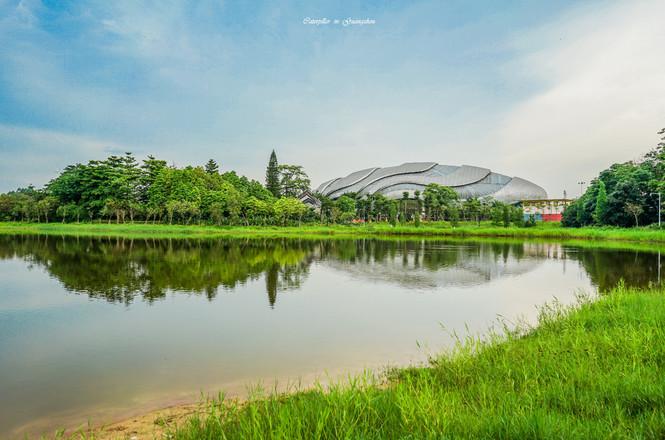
[316,162,547,204]
[320,242,561,289]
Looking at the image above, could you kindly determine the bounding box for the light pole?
[577,181,586,197]
[651,192,662,228]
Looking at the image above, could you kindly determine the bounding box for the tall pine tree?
[266,150,280,197]
[204,159,219,175]
[593,180,608,225]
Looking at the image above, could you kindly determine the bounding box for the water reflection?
[570,246,661,291]
[322,242,547,289]
[0,235,663,438]
[0,235,661,307]
[0,235,313,306]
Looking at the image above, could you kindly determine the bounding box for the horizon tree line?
[4,129,662,229]
[563,128,665,228]
[0,151,313,226]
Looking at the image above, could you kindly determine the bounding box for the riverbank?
[163,284,665,438]
[1,221,665,243]
[56,284,665,439]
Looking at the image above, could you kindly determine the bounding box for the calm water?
[0,235,661,437]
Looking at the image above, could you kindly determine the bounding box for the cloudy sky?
[1,0,664,197]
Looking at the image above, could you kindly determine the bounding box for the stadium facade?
[315,162,547,204]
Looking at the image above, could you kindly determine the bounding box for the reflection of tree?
[0,235,314,306]
[0,235,660,306]
[565,247,661,292]
[265,264,279,307]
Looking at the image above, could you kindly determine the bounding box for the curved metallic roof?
[488,177,547,202]
[324,167,379,196]
[326,162,437,198]
[316,178,339,194]
[316,163,547,203]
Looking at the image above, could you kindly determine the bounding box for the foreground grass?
[1,221,665,243]
[168,284,665,439]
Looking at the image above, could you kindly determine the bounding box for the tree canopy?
[0,153,311,226]
[563,129,665,228]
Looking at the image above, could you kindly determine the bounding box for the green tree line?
[563,129,665,228]
[0,152,313,226]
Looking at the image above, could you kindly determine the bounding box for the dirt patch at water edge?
[61,403,204,440]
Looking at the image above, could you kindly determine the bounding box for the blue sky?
[1,0,664,196]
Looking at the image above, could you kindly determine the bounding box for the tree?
[489,201,517,227]
[273,197,307,225]
[107,153,142,222]
[388,201,398,226]
[204,159,219,175]
[201,181,243,225]
[448,206,460,227]
[208,202,225,225]
[463,198,481,225]
[625,202,643,227]
[593,180,608,225]
[316,193,335,223]
[266,150,280,197]
[242,196,271,225]
[479,198,493,222]
[178,200,201,224]
[502,204,511,227]
[0,193,15,221]
[562,202,580,227]
[142,156,167,183]
[145,205,162,224]
[36,196,56,223]
[413,190,422,227]
[277,164,310,197]
[510,204,524,226]
[401,192,409,222]
[56,204,70,223]
[367,194,391,222]
[335,195,356,224]
[423,184,458,220]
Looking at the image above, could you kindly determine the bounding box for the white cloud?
[496,0,665,198]
[14,0,41,26]
[0,124,132,190]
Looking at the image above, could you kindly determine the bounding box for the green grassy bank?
[167,284,665,439]
[1,221,665,243]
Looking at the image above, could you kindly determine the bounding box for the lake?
[0,235,661,438]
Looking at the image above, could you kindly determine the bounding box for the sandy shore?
[92,403,199,440]
[54,402,204,440]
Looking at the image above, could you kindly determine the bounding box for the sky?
[1,0,664,197]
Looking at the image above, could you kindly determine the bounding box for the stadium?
[315,162,547,204]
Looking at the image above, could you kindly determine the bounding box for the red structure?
[520,199,573,222]
[542,213,563,222]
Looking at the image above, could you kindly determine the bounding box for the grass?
[164,284,665,439]
[1,221,665,243]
